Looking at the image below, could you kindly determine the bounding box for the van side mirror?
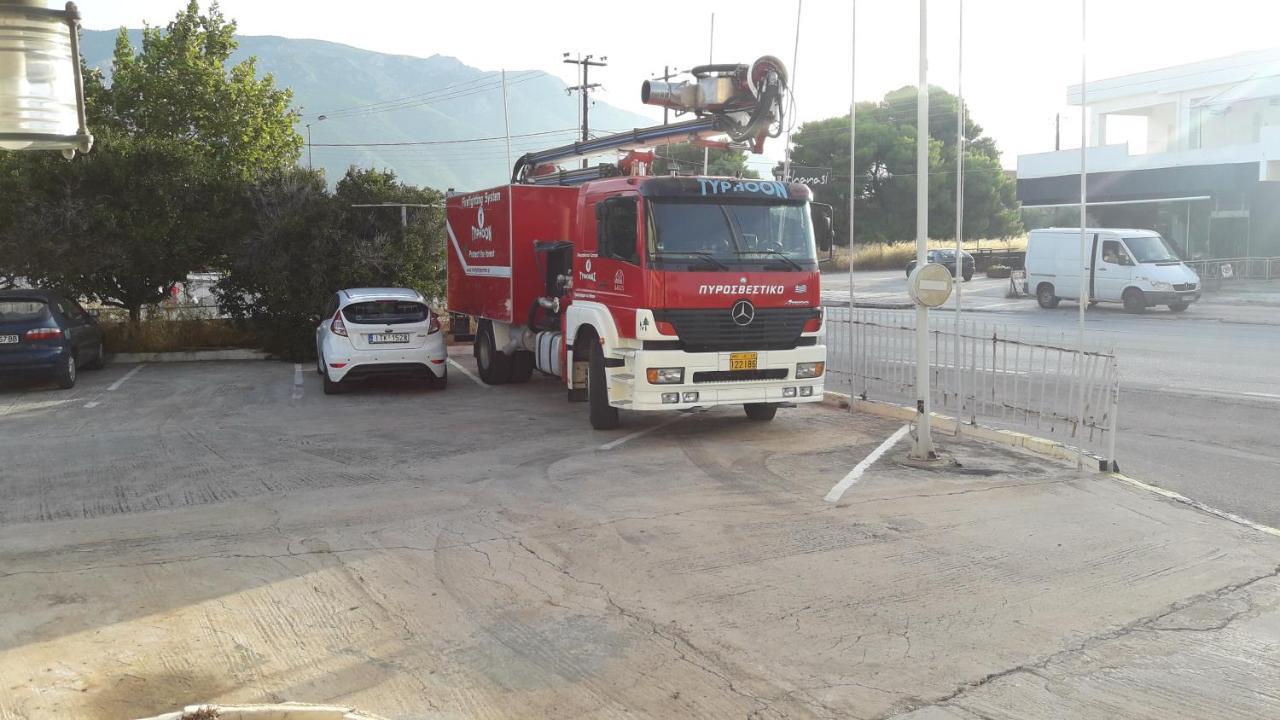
[811,202,834,252]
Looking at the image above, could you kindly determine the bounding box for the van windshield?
[1123,235,1181,263]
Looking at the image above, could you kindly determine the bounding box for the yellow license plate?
[730,352,758,371]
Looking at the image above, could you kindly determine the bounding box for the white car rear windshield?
[342,300,428,325]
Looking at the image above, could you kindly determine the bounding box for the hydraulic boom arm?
[511,56,788,184]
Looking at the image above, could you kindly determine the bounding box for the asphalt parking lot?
[2,354,1279,719]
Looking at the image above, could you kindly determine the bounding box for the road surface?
[822,269,1280,528]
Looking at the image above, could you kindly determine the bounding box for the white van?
[1024,228,1201,313]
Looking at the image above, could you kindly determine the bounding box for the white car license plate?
[0,335,17,344]
[369,333,409,344]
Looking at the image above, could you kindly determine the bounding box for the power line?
[316,72,544,120]
[313,71,541,119]
[310,127,580,148]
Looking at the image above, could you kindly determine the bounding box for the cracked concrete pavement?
[1,357,1278,719]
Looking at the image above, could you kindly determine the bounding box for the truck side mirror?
[811,202,834,252]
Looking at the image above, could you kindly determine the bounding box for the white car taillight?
[331,311,348,337]
[428,313,441,334]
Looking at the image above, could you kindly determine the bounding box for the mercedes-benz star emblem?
[731,299,755,327]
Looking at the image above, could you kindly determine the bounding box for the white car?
[315,288,447,394]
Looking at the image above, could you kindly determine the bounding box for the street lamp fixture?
[0,0,92,158]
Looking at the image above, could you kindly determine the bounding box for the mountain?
[79,30,656,191]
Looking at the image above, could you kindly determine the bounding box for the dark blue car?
[0,290,106,389]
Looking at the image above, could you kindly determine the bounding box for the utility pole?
[782,0,803,182]
[350,202,443,240]
[306,114,327,171]
[911,0,935,460]
[705,13,714,175]
[1055,112,1061,151]
[652,65,680,173]
[564,53,607,169]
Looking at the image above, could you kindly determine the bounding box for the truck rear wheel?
[744,403,778,421]
[474,321,510,385]
[588,342,620,430]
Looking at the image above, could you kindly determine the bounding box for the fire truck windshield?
[647,199,817,271]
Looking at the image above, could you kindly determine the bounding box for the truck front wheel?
[475,321,511,384]
[744,403,778,421]
[588,342,620,430]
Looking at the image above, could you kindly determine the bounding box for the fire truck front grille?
[692,369,789,383]
[654,308,814,352]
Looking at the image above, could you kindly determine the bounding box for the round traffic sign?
[908,263,954,307]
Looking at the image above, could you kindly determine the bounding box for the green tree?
[217,167,445,358]
[0,1,303,321]
[652,142,758,178]
[334,168,447,302]
[788,85,1022,246]
[0,136,222,322]
[102,1,301,180]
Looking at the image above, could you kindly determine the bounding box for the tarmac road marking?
[83,401,100,409]
[825,424,912,504]
[598,415,686,451]
[447,358,487,388]
[1110,472,1280,539]
[292,363,304,401]
[107,365,145,392]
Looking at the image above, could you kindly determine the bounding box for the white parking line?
[598,415,686,451]
[448,358,487,388]
[83,401,100,409]
[824,424,912,503]
[107,365,145,392]
[292,363,304,401]
[1111,472,1280,539]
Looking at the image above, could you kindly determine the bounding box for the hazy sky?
[84,0,1280,170]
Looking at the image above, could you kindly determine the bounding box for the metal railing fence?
[825,306,1120,465]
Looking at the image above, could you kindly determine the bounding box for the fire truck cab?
[446,174,832,429]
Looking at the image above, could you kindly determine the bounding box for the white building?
[1017,48,1280,259]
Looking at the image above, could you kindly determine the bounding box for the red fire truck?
[446,57,833,429]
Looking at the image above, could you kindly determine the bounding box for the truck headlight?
[795,362,825,379]
[646,367,684,384]
[1151,281,1172,291]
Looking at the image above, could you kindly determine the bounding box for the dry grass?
[828,236,1028,272]
[103,318,257,354]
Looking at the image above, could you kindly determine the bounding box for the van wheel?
[1168,301,1189,313]
[474,321,510,384]
[588,341,620,430]
[1123,288,1147,314]
[744,403,778,421]
[1036,284,1060,309]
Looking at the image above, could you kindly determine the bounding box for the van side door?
[1094,239,1134,302]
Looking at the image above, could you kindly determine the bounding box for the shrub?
[103,318,256,354]
[826,237,1027,273]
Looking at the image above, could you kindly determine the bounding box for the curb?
[110,349,269,364]
[821,390,1108,471]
